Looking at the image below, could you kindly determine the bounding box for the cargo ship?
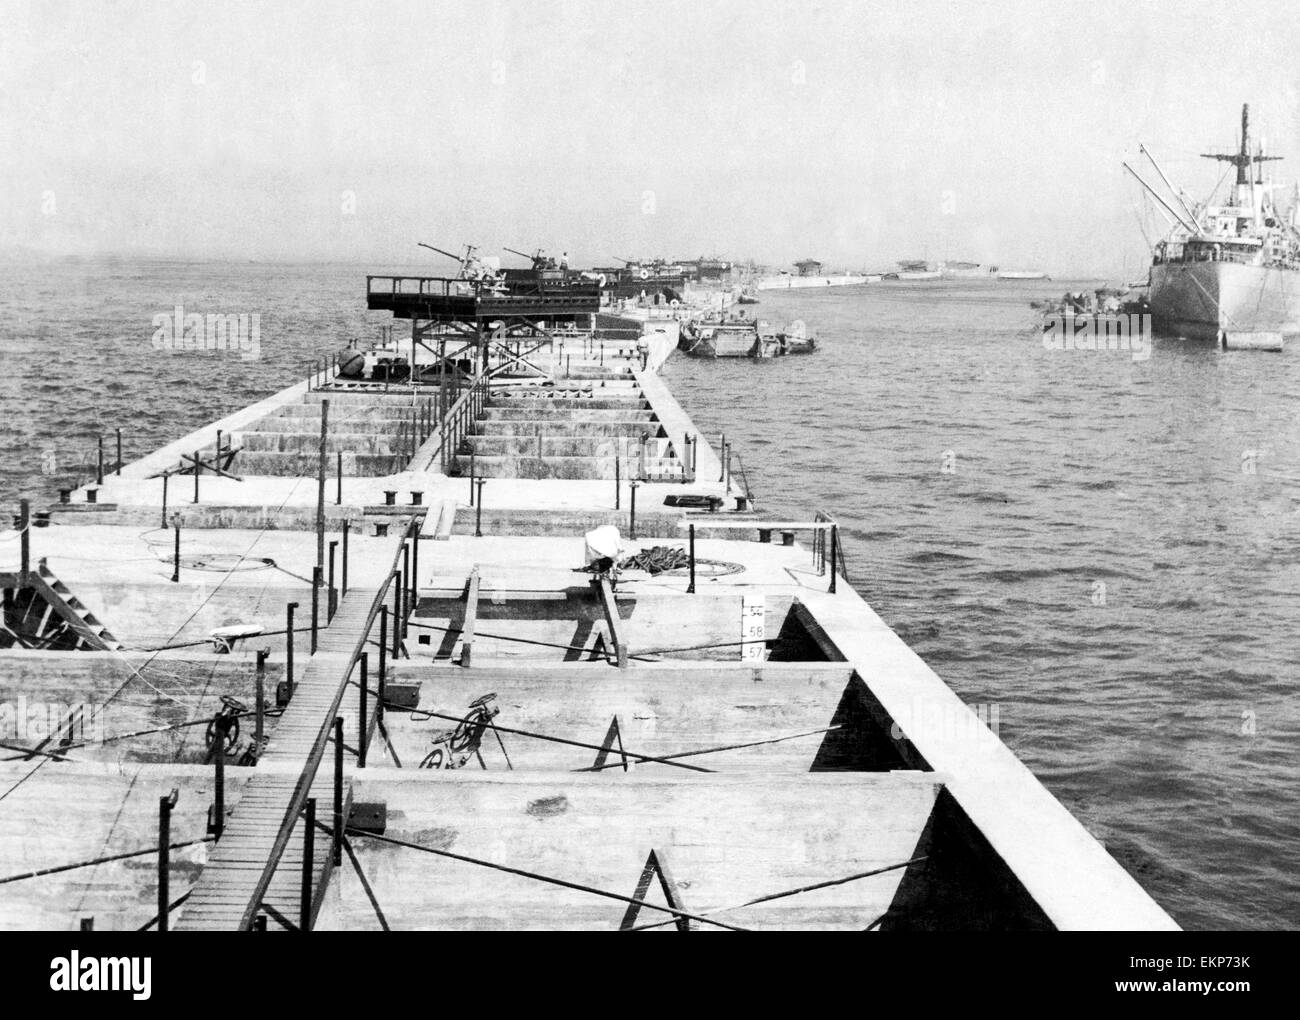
[0,268,1176,931]
[1131,104,1300,350]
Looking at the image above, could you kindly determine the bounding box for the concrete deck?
[0,310,1180,931]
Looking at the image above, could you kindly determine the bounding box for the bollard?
[688,523,696,594]
[474,478,485,537]
[58,488,71,505]
[410,490,423,506]
[311,566,321,654]
[86,487,98,504]
[255,648,267,747]
[758,528,772,544]
[300,798,315,931]
[171,515,180,583]
[359,652,369,768]
[157,789,178,932]
[781,531,795,547]
[384,490,396,506]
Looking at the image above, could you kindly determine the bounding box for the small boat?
[679,316,817,358]
[998,270,1051,280]
[736,290,760,305]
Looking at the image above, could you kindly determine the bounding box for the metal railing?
[436,371,490,474]
[235,514,420,931]
[812,511,850,593]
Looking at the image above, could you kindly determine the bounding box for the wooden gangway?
[175,526,413,931]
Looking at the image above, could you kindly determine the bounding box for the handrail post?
[328,541,338,621]
[311,566,321,654]
[687,523,696,594]
[157,788,178,932]
[171,514,180,583]
[97,435,104,485]
[300,798,316,932]
[212,716,226,839]
[359,652,369,768]
[286,602,298,701]
[342,520,349,595]
[830,525,839,594]
[378,605,388,691]
[116,427,122,476]
[255,648,267,747]
[392,578,402,657]
[193,448,201,503]
[333,716,343,866]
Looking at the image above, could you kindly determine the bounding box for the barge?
[0,271,1176,931]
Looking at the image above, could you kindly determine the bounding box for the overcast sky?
[3,0,1299,275]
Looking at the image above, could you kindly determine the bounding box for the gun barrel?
[418,242,461,260]
[503,246,533,259]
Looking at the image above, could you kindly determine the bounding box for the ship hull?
[1149,260,1300,341]
[755,274,868,290]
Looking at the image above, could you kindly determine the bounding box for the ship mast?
[1200,104,1281,218]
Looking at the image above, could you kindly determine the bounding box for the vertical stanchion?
[255,649,267,748]
[97,436,104,486]
[115,428,122,476]
[378,606,388,699]
[392,578,402,656]
[402,543,411,630]
[171,515,180,583]
[336,451,343,505]
[687,524,696,594]
[719,433,726,481]
[193,448,200,503]
[300,798,315,932]
[474,479,485,537]
[161,474,168,530]
[157,789,178,933]
[328,542,338,620]
[316,400,329,580]
[286,602,298,700]
[311,566,321,654]
[18,499,29,584]
[212,719,226,839]
[333,716,343,866]
[411,525,419,614]
[342,520,350,595]
[470,447,476,505]
[359,652,369,768]
[614,454,621,510]
[629,481,638,539]
[829,525,838,595]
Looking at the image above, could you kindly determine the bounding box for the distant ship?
[755,259,870,289]
[1131,104,1300,349]
[997,270,1049,280]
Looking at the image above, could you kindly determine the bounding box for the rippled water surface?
[2,261,1297,930]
